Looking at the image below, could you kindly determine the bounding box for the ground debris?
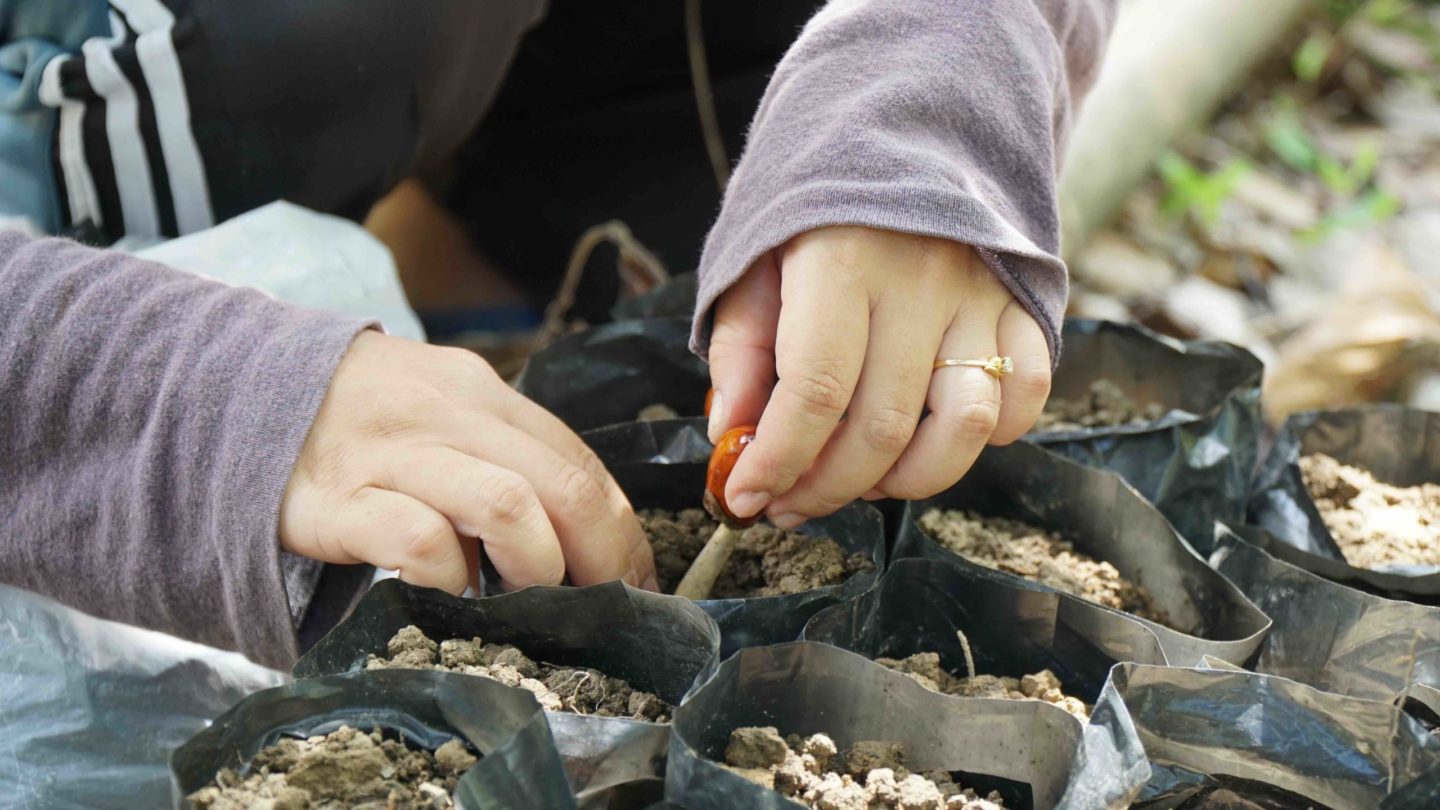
[366,625,672,722]
[722,727,1006,810]
[1034,379,1166,432]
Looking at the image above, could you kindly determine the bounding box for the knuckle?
[1010,364,1051,401]
[402,511,454,563]
[860,406,918,456]
[946,399,1001,441]
[556,462,607,517]
[442,346,500,384]
[480,471,537,528]
[786,363,850,419]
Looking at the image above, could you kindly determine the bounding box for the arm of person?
[0,231,652,669]
[697,0,1118,524]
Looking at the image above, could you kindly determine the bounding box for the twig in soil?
[674,522,742,600]
[955,629,975,682]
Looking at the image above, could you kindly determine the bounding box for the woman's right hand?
[279,331,657,593]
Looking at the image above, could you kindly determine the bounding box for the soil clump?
[640,508,873,597]
[722,726,1005,809]
[1299,452,1440,569]
[875,651,1089,719]
[918,508,1171,627]
[366,625,671,722]
[1035,379,1165,431]
[188,725,475,809]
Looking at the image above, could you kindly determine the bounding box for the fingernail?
[769,512,807,530]
[707,390,725,442]
[728,490,771,518]
[642,573,660,593]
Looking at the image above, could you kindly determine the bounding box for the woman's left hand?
[705,225,1052,528]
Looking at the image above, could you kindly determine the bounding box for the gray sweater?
[0,1,1114,669]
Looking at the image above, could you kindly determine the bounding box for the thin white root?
[956,629,975,681]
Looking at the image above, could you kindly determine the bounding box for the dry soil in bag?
[665,641,1150,810]
[802,557,1167,706]
[582,418,886,658]
[1249,405,1440,601]
[1026,320,1263,555]
[1110,663,1440,809]
[894,441,1270,667]
[170,669,574,809]
[515,317,708,432]
[1207,524,1440,717]
[293,579,721,805]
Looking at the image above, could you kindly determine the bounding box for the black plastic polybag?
[610,273,698,322]
[0,584,285,808]
[293,579,722,805]
[1249,405,1440,600]
[894,441,1270,666]
[170,669,575,809]
[1110,662,1440,809]
[802,557,1167,703]
[515,317,708,432]
[1026,320,1263,554]
[583,418,887,658]
[666,641,1150,809]
[1207,524,1440,716]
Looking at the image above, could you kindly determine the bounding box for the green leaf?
[1264,106,1318,171]
[1294,33,1332,82]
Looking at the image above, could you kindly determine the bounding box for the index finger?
[723,245,869,519]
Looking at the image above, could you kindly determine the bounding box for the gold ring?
[934,355,1013,379]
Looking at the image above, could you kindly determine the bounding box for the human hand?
[706,226,1051,527]
[280,331,656,593]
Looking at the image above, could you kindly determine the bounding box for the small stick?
[674,523,742,600]
[956,629,975,681]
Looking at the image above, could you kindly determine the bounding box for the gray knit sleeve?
[692,0,1118,363]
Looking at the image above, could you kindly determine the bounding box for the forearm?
[693,0,1119,363]
[0,230,371,668]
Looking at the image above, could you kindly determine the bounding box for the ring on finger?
[933,355,1014,380]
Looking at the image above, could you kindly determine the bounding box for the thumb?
[706,253,781,443]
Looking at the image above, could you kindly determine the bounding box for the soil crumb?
[188,725,475,809]
[918,508,1171,627]
[1300,452,1440,570]
[366,625,672,722]
[640,508,874,597]
[875,651,1089,719]
[636,403,680,421]
[1035,379,1165,432]
[722,727,1005,809]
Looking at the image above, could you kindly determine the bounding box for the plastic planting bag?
[895,441,1270,667]
[610,273,699,322]
[665,642,1150,810]
[1208,524,1440,717]
[515,317,708,432]
[1110,663,1440,808]
[803,557,1167,704]
[1026,320,1263,554]
[0,584,285,808]
[1249,405,1440,601]
[583,418,886,658]
[293,579,722,805]
[171,669,574,809]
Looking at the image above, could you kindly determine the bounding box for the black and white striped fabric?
[31,0,536,244]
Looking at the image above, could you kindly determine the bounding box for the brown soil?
[640,508,874,598]
[188,725,476,809]
[875,651,1089,720]
[918,508,1172,627]
[365,626,671,722]
[1299,452,1440,570]
[722,727,1005,810]
[1035,379,1166,432]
